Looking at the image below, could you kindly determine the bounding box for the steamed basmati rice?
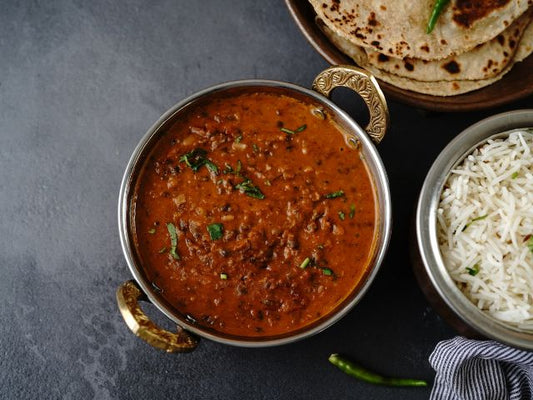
[437,129,533,329]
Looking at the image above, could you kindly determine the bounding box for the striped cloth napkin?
[429,337,533,400]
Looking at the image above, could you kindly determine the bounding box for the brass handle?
[116,280,198,353]
[312,65,389,144]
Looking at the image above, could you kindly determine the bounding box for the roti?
[320,20,533,96]
[310,0,532,60]
[316,9,532,82]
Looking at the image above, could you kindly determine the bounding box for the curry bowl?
[117,66,392,351]
[415,110,533,349]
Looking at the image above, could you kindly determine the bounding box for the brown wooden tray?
[286,0,533,112]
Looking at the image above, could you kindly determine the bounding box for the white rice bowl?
[437,129,533,330]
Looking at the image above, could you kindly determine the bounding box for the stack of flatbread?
[309,0,533,96]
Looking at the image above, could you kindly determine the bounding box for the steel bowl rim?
[416,109,533,349]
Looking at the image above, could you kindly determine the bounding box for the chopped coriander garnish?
[235,135,243,143]
[252,144,259,153]
[264,180,272,186]
[158,247,167,254]
[281,124,307,135]
[179,148,207,171]
[471,214,488,222]
[466,264,480,276]
[223,162,243,177]
[325,190,345,199]
[299,257,310,269]
[179,148,218,174]
[224,164,233,174]
[205,160,218,174]
[166,223,180,260]
[322,268,334,276]
[528,236,533,253]
[317,244,324,250]
[280,127,295,135]
[349,204,356,219]
[338,211,345,221]
[512,171,519,179]
[148,228,156,234]
[462,214,488,231]
[207,223,224,241]
[235,178,265,199]
[220,273,228,280]
[216,179,223,185]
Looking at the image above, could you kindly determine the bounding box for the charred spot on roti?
[404,61,414,71]
[452,0,512,28]
[503,51,509,57]
[380,5,386,11]
[368,12,379,26]
[322,3,327,8]
[452,82,460,90]
[487,59,494,68]
[330,0,340,12]
[441,39,448,45]
[420,45,430,52]
[509,39,516,49]
[371,40,380,46]
[497,34,505,46]
[442,60,461,74]
[394,64,400,69]
[377,53,389,62]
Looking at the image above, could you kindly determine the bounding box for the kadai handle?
[116,280,198,353]
[312,65,389,144]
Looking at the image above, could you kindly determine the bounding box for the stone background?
[1,1,531,398]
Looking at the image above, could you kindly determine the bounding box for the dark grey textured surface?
[1,0,532,399]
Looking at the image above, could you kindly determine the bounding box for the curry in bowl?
[131,90,378,338]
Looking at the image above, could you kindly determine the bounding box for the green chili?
[426,0,450,34]
[338,211,345,221]
[328,354,428,387]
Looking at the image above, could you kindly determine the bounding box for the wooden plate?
[285,0,533,112]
